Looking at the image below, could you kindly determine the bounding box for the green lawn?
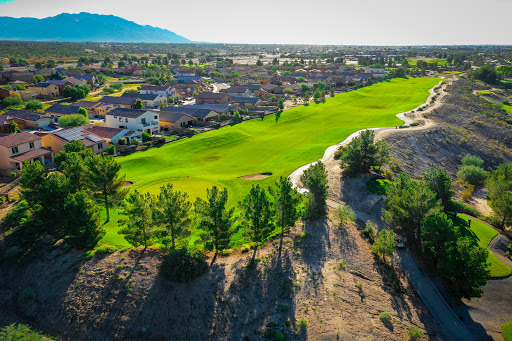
[100,77,440,248]
[502,322,512,341]
[454,214,511,277]
[408,59,448,66]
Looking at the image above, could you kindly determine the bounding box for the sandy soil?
[0,215,446,340]
[239,172,273,180]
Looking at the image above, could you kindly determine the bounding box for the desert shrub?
[457,165,487,185]
[461,184,475,202]
[367,178,392,195]
[462,154,484,167]
[95,244,118,254]
[296,317,308,332]
[0,323,54,340]
[333,146,345,160]
[408,327,423,340]
[241,244,251,253]
[333,203,355,225]
[4,199,30,226]
[17,287,36,304]
[379,312,393,324]
[410,122,419,126]
[363,221,377,240]
[160,248,208,282]
[117,137,126,145]
[384,169,394,180]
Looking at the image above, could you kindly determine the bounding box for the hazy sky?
[1,0,512,45]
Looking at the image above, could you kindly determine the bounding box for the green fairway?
[408,59,448,66]
[454,214,511,278]
[502,322,512,341]
[101,77,440,248]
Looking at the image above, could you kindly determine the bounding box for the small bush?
[461,184,475,202]
[160,248,208,282]
[379,312,393,324]
[408,327,423,340]
[4,245,24,260]
[363,221,377,240]
[333,203,355,225]
[410,122,419,127]
[95,244,118,254]
[457,165,487,185]
[107,145,116,155]
[338,261,346,270]
[142,131,151,142]
[296,317,308,333]
[117,137,126,145]
[218,248,233,256]
[18,287,36,304]
[356,281,364,289]
[333,146,345,160]
[367,178,392,195]
[241,244,251,253]
[0,323,54,340]
[461,154,484,167]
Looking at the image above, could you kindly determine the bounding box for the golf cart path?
[289,77,451,193]
[289,77,479,340]
[325,199,475,341]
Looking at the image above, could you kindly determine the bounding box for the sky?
[1,0,512,45]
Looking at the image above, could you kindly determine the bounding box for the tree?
[457,165,487,185]
[9,121,20,134]
[155,184,192,249]
[420,212,456,264]
[77,107,88,117]
[33,74,44,83]
[24,100,43,112]
[383,173,441,241]
[118,190,157,249]
[239,184,274,263]
[339,130,391,175]
[301,161,329,219]
[195,186,235,264]
[486,164,512,228]
[60,152,88,192]
[438,237,490,299]
[270,176,301,256]
[135,99,143,109]
[278,98,284,111]
[64,191,104,248]
[63,84,90,101]
[1,94,23,108]
[462,154,484,167]
[473,64,498,84]
[371,229,397,261]
[58,114,90,128]
[86,154,128,222]
[422,166,455,210]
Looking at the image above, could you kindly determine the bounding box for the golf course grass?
[454,214,512,278]
[100,77,440,248]
[502,322,512,341]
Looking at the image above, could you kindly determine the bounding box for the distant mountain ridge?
[0,12,191,43]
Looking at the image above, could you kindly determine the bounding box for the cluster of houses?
[0,58,390,176]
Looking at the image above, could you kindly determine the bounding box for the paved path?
[326,199,475,341]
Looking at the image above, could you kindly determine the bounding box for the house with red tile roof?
[0,132,53,175]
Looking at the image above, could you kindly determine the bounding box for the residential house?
[4,110,51,129]
[10,72,35,83]
[99,96,137,109]
[176,68,195,76]
[230,96,261,109]
[45,104,82,122]
[83,125,142,144]
[192,104,232,115]
[161,106,219,122]
[74,75,97,87]
[0,116,13,134]
[159,112,195,132]
[219,86,251,97]
[120,93,166,108]
[65,77,87,87]
[28,83,59,99]
[0,88,16,100]
[195,92,230,105]
[46,79,73,95]
[172,78,204,91]
[0,132,54,175]
[139,85,175,98]
[38,127,107,154]
[69,100,119,118]
[105,108,160,134]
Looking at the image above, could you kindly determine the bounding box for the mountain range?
[0,12,191,43]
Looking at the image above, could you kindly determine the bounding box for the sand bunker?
[238,172,273,180]
[123,181,134,187]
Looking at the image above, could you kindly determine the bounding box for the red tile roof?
[10,147,52,162]
[0,132,40,148]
